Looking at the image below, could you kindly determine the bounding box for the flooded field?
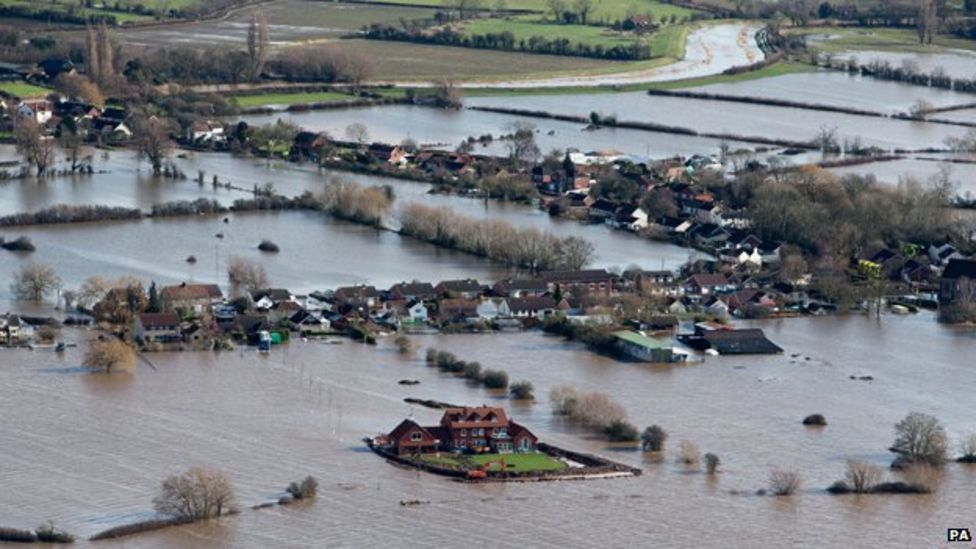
[239,106,753,159]
[690,71,976,114]
[837,49,976,78]
[0,147,698,306]
[2,313,975,547]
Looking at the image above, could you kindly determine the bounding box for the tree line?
[398,203,595,272]
[363,23,652,60]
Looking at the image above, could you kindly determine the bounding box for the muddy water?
[837,49,976,79]
[1,312,975,547]
[0,148,698,305]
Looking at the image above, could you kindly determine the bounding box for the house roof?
[139,312,180,328]
[388,419,437,442]
[540,270,612,283]
[613,330,671,349]
[686,273,729,288]
[943,259,976,279]
[335,285,379,300]
[436,279,482,292]
[441,406,509,429]
[253,288,292,302]
[702,329,782,354]
[390,281,436,296]
[160,283,223,301]
[493,279,547,293]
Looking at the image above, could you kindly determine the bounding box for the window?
[410,432,422,442]
[491,428,498,436]
[461,429,467,437]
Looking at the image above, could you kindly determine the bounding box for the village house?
[159,283,224,314]
[476,298,511,320]
[438,298,479,323]
[187,120,225,143]
[929,242,962,267]
[0,313,30,345]
[382,406,538,455]
[291,131,330,160]
[289,309,330,335]
[253,288,294,310]
[940,258,976,305]
[389,281,437,302]
[540,270,614,296]
[491,278,548,298]
[405,299,429,323]
[683,273,735,297]
[334,285,380,310]
[435,279,482,299]
[134,313,182,343]
[506,296,558,319]
[368,143,408,166]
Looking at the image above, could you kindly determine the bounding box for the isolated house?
[159,283,223,314]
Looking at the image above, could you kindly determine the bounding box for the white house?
[406,300,428,323]
[476,298,511,320]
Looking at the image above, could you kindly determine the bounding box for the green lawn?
[462,17,641,49]
[789,26,976,54]
[0,82,49,98]
[234,91,358,107]
[358,0,695,22]
[420,452,567,472]
[0,0,154,22]
[649,23,687,58]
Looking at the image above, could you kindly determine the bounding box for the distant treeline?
[828,58,976,94]
[363,24,652,60]
[0,205,141,227]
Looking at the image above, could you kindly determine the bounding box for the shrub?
[393,335,412,354]
[435,350,457,370]
[286,475,319,500]
[0,235,35,251]
[640,425,667,451]
[802,414,827,426]
[509,380,534,400]
[677,440,700,467]
[482,369,509,389]
[462,361,482,380]
[844,460,883,494]
[0,526,36,542]
[768,469,801,496]
[257,239,280,252]
[83,338,136,374]
[603,419,639,442]
[549,384,579,415]
[891,412,949,467]
[425,347,437,364]
[704,453,720,474]
[35,521,74,543]
[153,467,237,520]
[958,433,976,463]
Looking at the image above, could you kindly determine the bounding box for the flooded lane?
[2,313,976,547]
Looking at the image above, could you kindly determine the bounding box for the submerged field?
[794,26,976,54]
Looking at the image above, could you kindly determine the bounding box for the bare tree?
[844,460,883,493]
[547,0,566,21]
[917,0,937,45]
[704,453,720,474]
[83,338,136,373]
[768,469,801,495]
[892,412,949,466]
[677,440,700,467]
[227,257,269,297]
[78,276,112,309]
[55,74,104,106]
[10,263,61,302]
[85,25,100,87]
[153,467,237,520]
[556,236,595,270]
[959,433,976,461]
[574,0,593,23]
[504,121,540,167]
[14,119,56,176]
[131,116,174,176]
[345,123,369,145]
[246,12,269,82]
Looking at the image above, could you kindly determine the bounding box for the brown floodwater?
[1,312,975,547]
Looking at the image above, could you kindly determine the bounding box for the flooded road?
[1,313,975,547]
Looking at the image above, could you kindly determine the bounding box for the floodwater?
[825,154,976,193]
[467,92,969,151]
[2,312,975,547]
[239,106,754,160]
[837,49,976,79]
[0,147,698,305]
[691,71,976,114]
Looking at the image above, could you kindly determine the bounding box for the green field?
[420,452,567,472]
[0,0,154,22]
[358,0,694,22]
[462,17,641,49]
[789,27,976,54]
[0,82,49,98]
[234,91,359,107]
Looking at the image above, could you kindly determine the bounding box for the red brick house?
[383,406,538,456]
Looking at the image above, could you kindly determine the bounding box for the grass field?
[420,452,567,472]
[233,91,358,107]
[0,0,154,22]
[644,61,814,90]
[462,17,641,49]
[358,0,695,22]
[789,27,976,54]
[0,82,49,98]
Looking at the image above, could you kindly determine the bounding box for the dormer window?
[410,432,422,441]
